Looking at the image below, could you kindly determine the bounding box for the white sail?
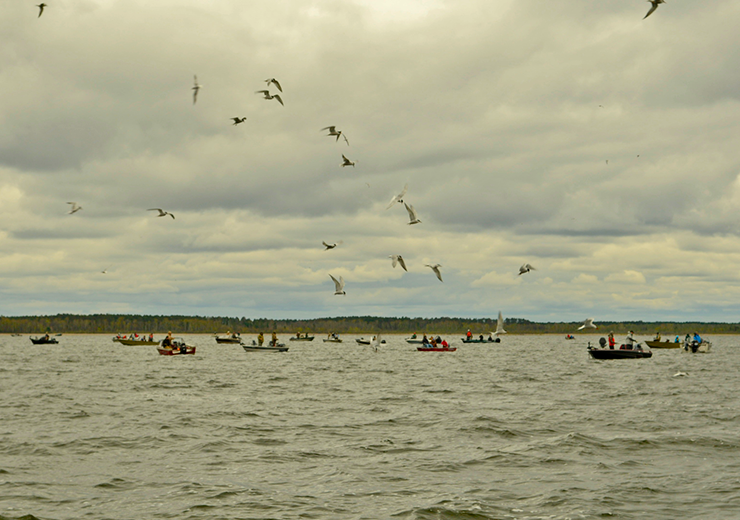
[494,311,507,336]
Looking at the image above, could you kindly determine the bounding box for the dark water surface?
[2,334,739,520]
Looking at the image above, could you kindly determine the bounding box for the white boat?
[683,339,712,353]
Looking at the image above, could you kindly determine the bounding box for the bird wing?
[405,203,417,220]
[644,3,658,19]
[321,126,335,132]
[399,184,408,198]
[147,208,163,212]
[390,255,398,268]
[342,134,349,145]
[273,94,284,106]
[398,256,408,271]
[329,274,341,290]
[169,213,175,219]
[434,267,443,282]
[271,79,282,92]
[386,196,399,210]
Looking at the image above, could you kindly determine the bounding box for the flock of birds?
[33,2,668,328]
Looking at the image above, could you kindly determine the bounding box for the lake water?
[1,333,739,520]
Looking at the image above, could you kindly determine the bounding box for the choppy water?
[1,333,739,520]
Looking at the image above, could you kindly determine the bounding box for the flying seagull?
[577,318,597,330]
[329,274,346,295]
[491,310,507,337]
[340,154,356,167]
[370,334,382,351]
[322,240,342,250]
[67,202,82,214]
[36,3,46,17]
[389,255,408,272]
[518,263,536,276]
[255,90,284,106]
[148,208,175,219]
[644,0,665,19]
[404,203,421,225]
[231,117,246,126]
[265,78,282,92]
[321,126,349,145]
[386,184,408,210]
[425,264,443,282]
[192,75,201,104]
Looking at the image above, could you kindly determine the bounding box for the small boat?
[645,340,681,349]
[323,337,343,343]
[356,337,386,345]
[405,337,425,344]
[242,343,288,352]
[215,333,242,344]
[289,335,315,342]
[587,346,652,359]
[157,338,196,355]
[683,340,712,353]
[417,346,457,352]
[565,334,576,340]
[113,338,159,346]
[461,336,500,343]
[30,335,58,344]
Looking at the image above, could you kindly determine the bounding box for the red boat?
[157,338,196,355]
[417,346,457,352]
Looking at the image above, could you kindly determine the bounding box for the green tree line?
[1,314,740,335]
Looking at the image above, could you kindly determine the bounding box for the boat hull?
[356,339,386,345]
[461,338,500,343]
[645,340,680,349]
[242,345,289,352]
[588,347,652,359]
[30,337,58,344]
[322,339,343,343]
[289,337,314,342]
[215,338,241,344]
[417,347,457,352]
[114,339,158,346]
[157,346,196,355]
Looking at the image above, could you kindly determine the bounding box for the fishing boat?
[323,336,343,343]
[214,332,242,344]
[157,338,196,356]
[417,346,457,352]
[587,346,652,359]
[242,343,288,352]
[405,335,424,344]
[645,340,681,349]
[356,337,386,345]
[30,335,58,345]
[113,338,159,346]
[461,336,500,343]
[289,334,315,342]
[683,339,712,353]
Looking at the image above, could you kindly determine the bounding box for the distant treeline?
[1,314,739,335]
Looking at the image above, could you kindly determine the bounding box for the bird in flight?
[518,263,536,276]
[36,3,46,17]
[405,203,421,225]
[644,0,665,19]
[192,75,201,104]
[67,202,82,214]
[321,126,349,145]
[386,184,408,210]
[340,154,356,167]
[265,78,282,92]
[329,274,346,295]
[322,241,342,250]
[255,90,284,106]
[231,117,246,126]
[148,208,175,219]
[578,318,597,330]
[389,255,408,272]
[425,264,443,282]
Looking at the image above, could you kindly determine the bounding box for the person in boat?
[478,334,484,341]
[608,332,615,349]
[44,333,50,341]
[693,332,702,344]
[272,332,278,346]
[675,336,680,343]
[149,333,154,342]
[162,331,174,349]
[258,333,264,346]
[422,334,428,345]
[441,339,449,348]
[411,333,417,339]
[466,329,472,341]
[622,330,636,350]
[430,336,438,348]
[654,331,661,341]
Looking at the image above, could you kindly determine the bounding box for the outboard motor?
[599,337,607,348]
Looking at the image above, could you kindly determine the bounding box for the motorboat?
[356,337,386,345]
[30,335,58,345]
[289,334,315,341]
[683,339,712,353]
[417,346,457,352]
[243,343,288,352]
[113,335,158,346]
[157,338,196,355]
[587,345,652,359]
[645,340,681,349]
[215,332,242,344]
[461,335,500,343]
[323,336,343,343]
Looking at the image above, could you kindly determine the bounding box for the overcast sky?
[1,0,740,322]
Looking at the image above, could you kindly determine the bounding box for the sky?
[1,0,740,322]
